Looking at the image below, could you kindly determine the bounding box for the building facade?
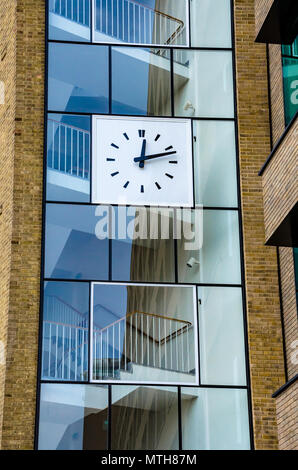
[0,0,296,450]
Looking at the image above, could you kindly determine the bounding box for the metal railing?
[93,311,193,380]
[50,0,186,46]
[49,0,90,27]
[94,0,185,46]
[42,295,89,381]
[47,118,90,180]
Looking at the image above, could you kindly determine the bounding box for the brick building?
[0,0,297,450]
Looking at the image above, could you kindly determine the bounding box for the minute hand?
[134,150,177,163]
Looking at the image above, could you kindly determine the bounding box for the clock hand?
[139,138,146,169]
[134,150,177,163]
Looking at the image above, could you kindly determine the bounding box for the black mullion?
[90,0,94,43]
[44,278,243,288]
[170,48,174,117]
[48,38,233,51]
[108,385,112,450]
[108,45,112,114]
[88,281,92,382]
[195,285,201,386]
[188,0,191,47]
[89,114,92,203]
[178,386,182,450]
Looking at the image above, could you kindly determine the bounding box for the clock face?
[92,116,194,207]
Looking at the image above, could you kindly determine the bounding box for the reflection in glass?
[112,385,179,449]
[49,0,91,42]
[193,120,238,207]
[112,207,175,282]
[181,388,250,450]
[42,281,89,381]
[47,114,90,202]
[38,384,108,450]
[282,56,298,125]
[45,204,109,279]
[178,209,241,285]
[94,0,188,47]
[190,0,231,48]
[173,50,234,118]
[112,47,171,115]
[198,286,246,386]
[92,283,198,384]
[48,43,109,113]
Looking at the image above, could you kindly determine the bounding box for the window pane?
[112,207,175,282]
[45,204,109,279]
[112,47,171,115]
[177,209,241,284]
[49,0,91,42]
[181,388,250,450]
[190,0,231,48]
[174,50,234,118]
[198,287,246,386]
[94,0,188,47]
[282,56,298,125]
[38,384,108,450]
[92,283,198,384]
[42,281,89,381]
[193,120,238,207]
[47,114,90,202]
[48,43,109,113]
[111,385,179,449]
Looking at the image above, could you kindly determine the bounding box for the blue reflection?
[47,114,91,202]
[49,0,91,42]
[42,281,89,381]
[45,204,109,279]
[48,43,109,113]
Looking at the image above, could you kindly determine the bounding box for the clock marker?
[155,182,161,190]
[141,185,144,193]
[138,129,145,137]
[155,134,161,142]
[111,171,119,177]
[123,133,129,140]
[106,158,115,161]
[123,181,130,188]
[111,143,119,149]
[165,173,174,179]
[165,145,173,151]
[169,161,178,164]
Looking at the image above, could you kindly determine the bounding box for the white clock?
[92,116,194,207]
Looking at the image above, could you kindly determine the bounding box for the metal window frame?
[34,0,254,451]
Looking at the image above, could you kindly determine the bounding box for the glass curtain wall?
[37,0,252,450]
[282,35,298,125]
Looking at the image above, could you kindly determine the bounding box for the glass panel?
[197,286,246,386]
[38,384,108,450]
[112,47,171,115]
[42,281,89,381]
[47,114,90,202]
[177,209,241,285]
[94,0,188,47]
[112,206,175,282]
[190,0,231,48]
[92,283,198,384]
[173,50,234,118]
[193,120,238,207]
[282,56,298,125]
[48,43,109,113]
[45,204,109,279]
[49,0,91,42]
[111,385,179,449]
[181,388,250,450]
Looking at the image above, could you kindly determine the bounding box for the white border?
[92,115,194,207]
[91,0,190,48]
[90,281,199,386]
